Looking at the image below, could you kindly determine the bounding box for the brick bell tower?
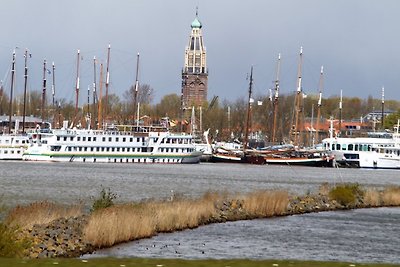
[181,10,208,109]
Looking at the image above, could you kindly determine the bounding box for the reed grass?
[5,201,84,229]
[381,186,400,206]
[84,190,289,248]
[363,188,381,207]
[241,190,289,217]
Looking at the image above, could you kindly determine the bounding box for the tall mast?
[52,62,56,107]
[381,86,385,130]
[338,89,343,136]
[8,50,16,134]
[22,49,29,133]
[104,44,111,125]
[87,85,90,128]
[133,52,140,125]
[74,49,81,126]
[243,66,254,152]
[315,66,323,143]
[41,59,47,123]
[98,63,104,129]
[271,53,281,144]
[291,47,303,146]
[92,56,97,129]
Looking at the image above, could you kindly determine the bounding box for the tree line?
[1,84,400,143]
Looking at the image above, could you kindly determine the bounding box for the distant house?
[0,115,45,134]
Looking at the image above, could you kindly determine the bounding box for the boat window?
[116,138,119,142]
[354,144,358,151]
[64,137,67,141]
[348,144,353,151]
[130,137,133,142]
[102,137,106,142]
[93,137,96,142]
[336,144,341,150]
[368,145,372,151]
[123,137,126,142]
[107,148,110,152]
[77,137,80,141]
[88,137,91,141]
[83,137,86,141]
[109,137,112,142]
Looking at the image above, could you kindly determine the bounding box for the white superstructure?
[0,134,29,160]
[23,124,202,164]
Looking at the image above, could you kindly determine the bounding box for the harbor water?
[1,161,399,263]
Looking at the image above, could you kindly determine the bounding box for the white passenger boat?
[358,123,400,169]
[322,119,400,169]
[23,123,202,164]
[0,134,29,160]
[322,135,395,167]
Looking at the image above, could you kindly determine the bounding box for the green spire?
[191,7,202,28]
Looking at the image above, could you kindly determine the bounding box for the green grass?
[0,258,398,267]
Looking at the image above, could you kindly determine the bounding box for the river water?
[1,161,399,263]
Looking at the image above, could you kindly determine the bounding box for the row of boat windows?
[327,143,384,152]
[0,149,22,154]
[77,158,181,163]
[379,149,400,156]
[51,146,193,153]
[0,139,27,144]
[55,136,192,144]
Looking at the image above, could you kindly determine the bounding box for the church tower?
[181,11,208,109]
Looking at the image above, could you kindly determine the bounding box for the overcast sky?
[1,0,399,106]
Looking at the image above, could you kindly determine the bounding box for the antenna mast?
[52,62,56,107]
[41,59,47,123]
[8,50,16,134]
[22,49,29,133]
[381,86,385,130]
[98,63,104,129]
[92,56,98,129]
[338,89,343,136]
[74,50,81,126]
[133,53,140,125]
[271,53,281,144]
[104,44,111,125]
[315,66,323,143]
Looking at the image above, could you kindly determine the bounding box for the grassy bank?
[0,257,399,267]
[1,184,400,259]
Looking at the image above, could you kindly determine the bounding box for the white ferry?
[23,123,202,164]
[357,123,400,169]
[0,134,29,160]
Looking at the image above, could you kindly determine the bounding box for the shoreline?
[4,184,400,259]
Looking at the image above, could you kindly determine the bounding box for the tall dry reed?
[241,190,289,217]
[5,201,83,229]
[83,204,156,247]
[381,186,400,206]
[84,193,218,248]
[363,188,381,207]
